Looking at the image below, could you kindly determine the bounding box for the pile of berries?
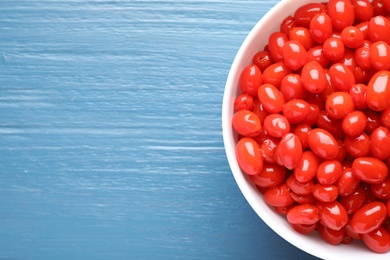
[232,0,390,253]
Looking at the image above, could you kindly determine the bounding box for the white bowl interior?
[222,0,390,259]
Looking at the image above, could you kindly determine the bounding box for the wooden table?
[0,0,318,259]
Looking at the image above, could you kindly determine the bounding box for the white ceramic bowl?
[222,0,390,259]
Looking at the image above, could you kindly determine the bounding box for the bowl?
[222,0,390,259]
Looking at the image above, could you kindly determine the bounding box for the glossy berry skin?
[339,186,366,214]
[312,184,339,202]
[316,110,344,139]
[282,99,311,124]
[310,13,333,44]
[352,157,388,184]
[351,201,387,234]
[335,48,357,72]
[252,98,269,123]
[385,0,390,13]
[335,139,347,162]
[249,163,286,188]
[289,27,314,50]
[276,133,303,170]
[282,40,308,71]
[287,204,319,225]
[232,110,261,137]
[280,74,307,102]
[331,31,341,39]
[259,136,279,164]
[317,160,343,185]
[368,15,390,43]
[308,128,339,160]
[371,179,390,199]
[352,0,374,22]
[345,221,362,240]
[307,45,331,67]
[327,0,355,31]
[263,114,290,138]
[354,66,371,84]
[325,91,355,119]
[366,70,390,111]
[328,63,356,92]
[291,223,317,235]
[341,26,364,49]
[301,61,327,93]
[235,138,263,176]
[355,46,372,70]
[258,83,285,113]
[234,94,254,111]
[268,32,289,62]
[263,184,295,207]
[361,227,390,253]
[287,174,314,195]
[364,110,381,134]
[337,167,361,196]
[293,124,311,148]
[370,126,390,160]
[317,224,345,245]
[344,132,371,157]
[356,21,370,39]
[372,0,388,16]
[280,15,296,36]
[323,37,345,61]
[262,62,292,88]
[320,78,336,100]
[239,64,263,97]
[273,205,292,215]
[341,110,367,136]
[361,39,372,48]
[381,105,390,128]
[290,192,317,205]
[252,50,273,72]
[273,144,285,167]
[370,41,390,71]
[252,129,269,145]
[294,151,320,183]
[349,84,368,110]
[317,201,348,231]
[305,103,320,126]
[293,3,328,28]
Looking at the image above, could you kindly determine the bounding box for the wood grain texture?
[0,1,318,259]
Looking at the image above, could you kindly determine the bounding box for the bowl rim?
[222,0,390,259]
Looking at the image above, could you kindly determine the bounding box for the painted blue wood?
[0,1,319,259]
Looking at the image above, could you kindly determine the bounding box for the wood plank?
[0,1,318,259]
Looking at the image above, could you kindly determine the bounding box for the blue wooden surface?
[0,1,319,259]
